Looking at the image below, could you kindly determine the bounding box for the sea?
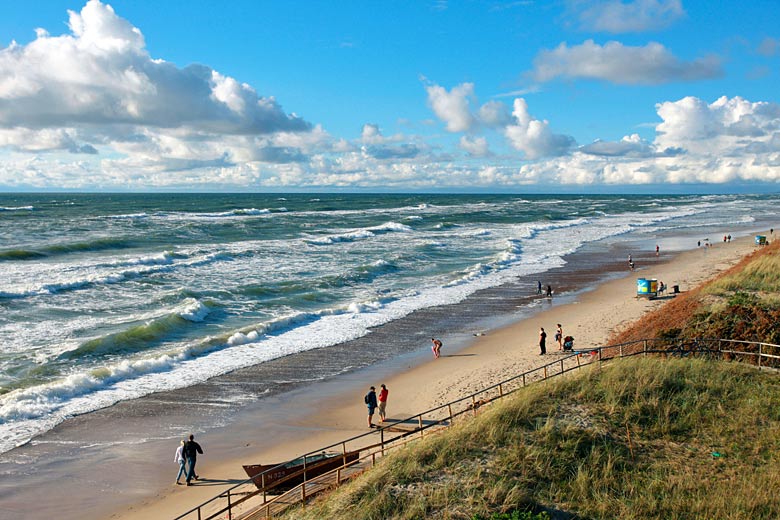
[0,192,776,456]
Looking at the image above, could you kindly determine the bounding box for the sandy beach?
[91,233,762,520]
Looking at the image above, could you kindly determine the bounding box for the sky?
[0,0,779,193]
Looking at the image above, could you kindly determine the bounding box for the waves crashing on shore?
[0,192,776,453]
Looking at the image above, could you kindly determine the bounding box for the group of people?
[173,434,204,486]
[364,383,389,428]
[538,323,566,355]
[536,280,553,297]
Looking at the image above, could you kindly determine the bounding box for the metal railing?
[174,338,780,519]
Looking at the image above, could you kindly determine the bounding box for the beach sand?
[96,234,761,520]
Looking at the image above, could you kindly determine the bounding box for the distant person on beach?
[184,434,203,486]
[697,240,701,247]
[378,384,389,422]
[431,337,443,358]
[174,439,188,485]
[539,327,547,355]
[629,260,635,271]
[546,285,552,297]
[365,386,378,428]
[555,324,563,350]
[537,280,542,294]
[656,245,659,256]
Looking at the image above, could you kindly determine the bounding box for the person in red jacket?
[377,384,389,422]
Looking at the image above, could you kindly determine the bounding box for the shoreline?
[0,230,761,520]
[111,232,760,520]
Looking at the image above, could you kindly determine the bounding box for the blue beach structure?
[636,278,658,299]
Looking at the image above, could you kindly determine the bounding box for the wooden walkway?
[236,457,374,519]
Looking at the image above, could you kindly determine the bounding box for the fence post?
[522,373,526,387]
[381,428,385,456]
[499,383,503,397]
[759,344,763,370]
[576,354,581,369]
[448,404,453,425]
[643,339,647,357]
[620,344,624,358]
[301,481,306,507]
[560,359,564,375]
[337,467,342,485]
[227,490,232,520]
[419,416,424,438]
[472,395,477,417]
[598,348,603,368]
[262,472,266,503]
[543,366,548,380]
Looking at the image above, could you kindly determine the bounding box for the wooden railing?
[173,338,780,519]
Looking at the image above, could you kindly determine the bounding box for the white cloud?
[532,40,722,85]
[459,136,490,157]
[424,82,476,132]
[0,0,310,161]
[477,100,512,128]
[655,95,780,154]
[504,98,574,159]
[571,0,685,33]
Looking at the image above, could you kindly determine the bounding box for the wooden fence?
[173,338,780,520]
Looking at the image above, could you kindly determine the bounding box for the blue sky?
[0,0,779,192]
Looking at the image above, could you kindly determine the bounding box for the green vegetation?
[284,358,780,520]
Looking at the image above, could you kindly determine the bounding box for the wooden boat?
[243,450,359,491]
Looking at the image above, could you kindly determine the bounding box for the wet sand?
[0,232,760,520]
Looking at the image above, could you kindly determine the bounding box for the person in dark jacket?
[365,386,378,428]
[184,434,204,486]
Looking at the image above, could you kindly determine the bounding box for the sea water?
[0,192,774,454]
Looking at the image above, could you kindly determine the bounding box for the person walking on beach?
[431,337,443,358]
[555,324,563,351]
[546,285,552,297]
[537,280,542,295]
[365,386,378,428]
[539,327,547,355]
[184,434,203,486]
[656,245,660,256]
[377,384,389,423]
[174,439,188,485]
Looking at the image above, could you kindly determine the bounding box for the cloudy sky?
[1,0,779,192]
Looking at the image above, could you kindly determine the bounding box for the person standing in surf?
[431,337,443,358]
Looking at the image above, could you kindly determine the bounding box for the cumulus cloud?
[655,95,780,153]
[570,0,685,33]
[459,136,491,157]
[504,98,575,159]
[0,0,310,163]
[424,82,476,132]
[532,40,723,85]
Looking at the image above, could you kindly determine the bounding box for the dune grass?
[282,358,780,520]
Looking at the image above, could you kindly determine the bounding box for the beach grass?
[281,357,780,520]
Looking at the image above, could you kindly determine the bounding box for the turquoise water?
[0,192,774,452]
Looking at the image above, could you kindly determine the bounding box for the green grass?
[282,358,780,520]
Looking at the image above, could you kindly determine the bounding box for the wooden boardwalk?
[236,458,374,519]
